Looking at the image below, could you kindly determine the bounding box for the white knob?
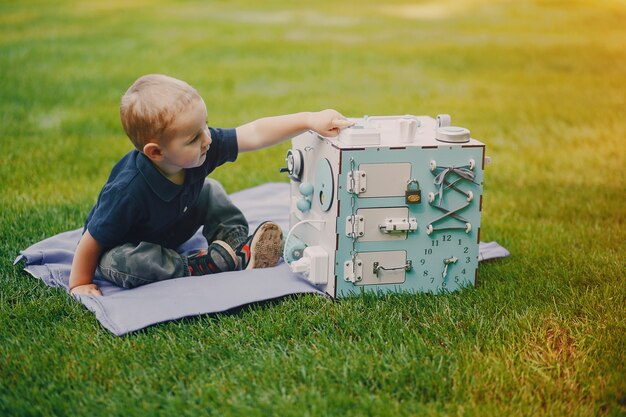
[437,114,451,127]
[436,126,470,143]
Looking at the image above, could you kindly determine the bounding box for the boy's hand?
[70,283,102,297]
[236,109,354,152]
[308,109,354,137]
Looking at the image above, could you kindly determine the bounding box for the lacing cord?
[430,201,470,225]
[428,164,476,233]
[433,166,475,206]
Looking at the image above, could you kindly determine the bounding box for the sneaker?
[187,240,238,276]
[236,221,284,270]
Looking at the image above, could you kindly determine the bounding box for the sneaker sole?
[246,222,284,270]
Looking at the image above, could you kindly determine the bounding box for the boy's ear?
[143,142,163,161]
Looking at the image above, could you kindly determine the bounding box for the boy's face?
[159,98,212,170]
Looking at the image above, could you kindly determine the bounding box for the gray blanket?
[15,182,510,336]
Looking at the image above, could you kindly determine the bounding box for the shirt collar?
[135,151,181,202]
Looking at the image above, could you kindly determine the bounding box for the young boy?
[69,74,352,296]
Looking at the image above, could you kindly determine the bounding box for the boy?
[69,74,352,296]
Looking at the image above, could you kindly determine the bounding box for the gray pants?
[97,179,248,289]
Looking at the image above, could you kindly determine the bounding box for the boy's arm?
[235,109,353,152]
[69,230,104,296]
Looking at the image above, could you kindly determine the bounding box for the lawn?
[1,0,624,416]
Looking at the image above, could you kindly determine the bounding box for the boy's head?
[120,74,203,150]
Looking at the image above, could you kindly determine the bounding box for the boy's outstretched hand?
[70,283,102,297]
[237,109,354,152]
[308,109,354,137]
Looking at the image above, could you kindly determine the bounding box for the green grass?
[1,0,625,415]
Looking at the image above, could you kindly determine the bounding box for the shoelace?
[428,165,476,233]
[433,165,475,206]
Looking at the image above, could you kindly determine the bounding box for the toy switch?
[289,246,328,285]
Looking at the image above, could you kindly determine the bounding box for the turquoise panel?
[335,145,485,297]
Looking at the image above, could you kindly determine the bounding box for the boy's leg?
[199,179,249,249]
[192,179,284,270]
[98,240,240,287]
[166,178,283,273]
[166,178,249,251]
[97,242,188,289]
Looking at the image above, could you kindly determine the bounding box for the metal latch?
[373,260,413,276]
[345,215,365,238]
[379,218,417,233]
[344,258,363,283]
[347,170,367,194]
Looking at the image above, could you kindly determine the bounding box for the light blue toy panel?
[335,145,485,297]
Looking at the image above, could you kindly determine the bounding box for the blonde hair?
[120,74,202,149]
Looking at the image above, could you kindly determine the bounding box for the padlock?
[405,179,421,204]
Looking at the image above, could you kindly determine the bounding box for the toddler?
[69,74,352,296]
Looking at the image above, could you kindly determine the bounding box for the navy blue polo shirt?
[85,127,238,248]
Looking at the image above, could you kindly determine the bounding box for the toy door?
[358,163,411,198]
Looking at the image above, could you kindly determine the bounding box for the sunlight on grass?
[379,0,491,20]
[1,0,625,416]
[69,0,156,14]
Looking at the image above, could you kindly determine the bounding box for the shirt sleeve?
[202,127,238,175]
[86,183,143,248]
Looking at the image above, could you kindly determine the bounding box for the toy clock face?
[419,233,476,291]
